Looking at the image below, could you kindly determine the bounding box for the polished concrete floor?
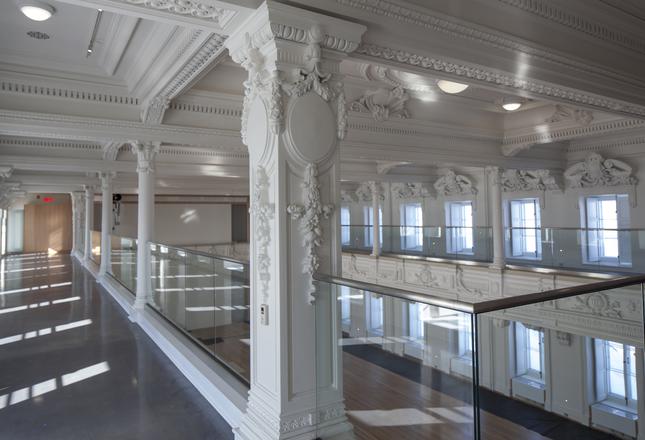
[0,253,234,439]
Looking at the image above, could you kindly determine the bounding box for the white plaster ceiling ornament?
[546,104,594,126]
[391,182,430,199]
[287,163,334,303]
[434,170,477,196]
[141,96,170,126]
[349,86,410,122]
[249,166,274,304]
[564,153,637,188]
[117,0,235,26]
[500,169,560,192]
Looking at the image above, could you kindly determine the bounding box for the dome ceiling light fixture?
[436,80,469,94]
[501,97,523,111]
[19,1,55,21]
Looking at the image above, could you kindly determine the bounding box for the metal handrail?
[152,242,249,266]
[312,273,477,314]
[312,271,645,315]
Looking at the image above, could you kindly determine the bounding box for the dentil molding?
[502,118,645,156]
[0,80,139,106]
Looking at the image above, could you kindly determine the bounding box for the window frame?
[594,338,638,411]
[515,322,545,382]
[445,201,474,255]
[507,198,542,260]
[340,205,351,246]
[400,202,424,251]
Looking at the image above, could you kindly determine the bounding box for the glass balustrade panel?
[147,243,250,384]
[109,235,137,293]
[90,230,101,264]
[315,279,479,439]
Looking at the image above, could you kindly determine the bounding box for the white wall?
[112,202,233,246]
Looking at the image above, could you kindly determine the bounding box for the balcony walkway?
[0,253,233,439]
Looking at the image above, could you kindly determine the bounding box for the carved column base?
[235,392,353,440]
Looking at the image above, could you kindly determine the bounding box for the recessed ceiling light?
[437,80,469,94]
[20,2,55,21]
[501,99,523,111]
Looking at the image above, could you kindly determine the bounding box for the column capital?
[485,165,504,186]
[226,1,365,75]
[130,141,160,174]
[99,172,116,190]
[226,1,365,147]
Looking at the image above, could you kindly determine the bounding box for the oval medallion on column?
[287,93,336,164]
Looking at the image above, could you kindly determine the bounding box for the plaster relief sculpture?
[239,34,267,145]
[355,181,384,202]
[283,26,347,140]
[340,189,355,203]
[455,266,485,296]
[350,86,410,122]
[570,292,623,319]
[501,169,559,192]
[434,170,477,196]
[249,166,274,304]
[391,182,430,199]
[414,264,440,288]
[564,153,637,188]
[287,163,334,303]
[546,104,594,126]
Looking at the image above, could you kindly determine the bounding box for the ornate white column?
[99,172,114,278]
[226,3,365,439]
[486,166,506,269]
[132,141,158,310]
[370,181,381,257]
[83,185,94,264]
[70,191,83,258]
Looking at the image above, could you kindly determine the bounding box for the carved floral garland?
[287,163,334,303]
[249,166,274,304]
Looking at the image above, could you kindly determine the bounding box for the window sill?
[591,402,638,438]
[511,375,545,405]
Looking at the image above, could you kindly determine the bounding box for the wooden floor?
[343,351,548,440]
[189,320,550,440]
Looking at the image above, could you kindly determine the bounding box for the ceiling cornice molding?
[0,79,139,106]
[567,136,645,157]
[497,0,645,55]
[93,0,237,29]
[0,136,103,152]
[337,0,645,86]
[347,113,501,141]
[168,101,242,118]
[502,118,645,156]
[159,145,248,160]
[0,109,244,148]
[141,32,228,125]
[354,43,645,119]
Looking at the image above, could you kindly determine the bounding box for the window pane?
[609,371,626,398]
